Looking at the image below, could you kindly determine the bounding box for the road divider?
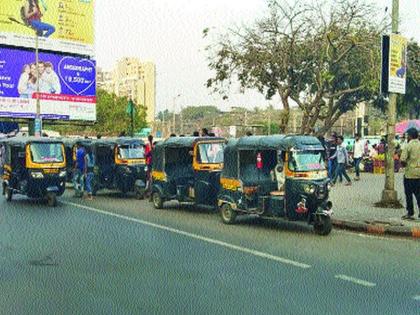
[62,201,312,269]
[334,274,376,287]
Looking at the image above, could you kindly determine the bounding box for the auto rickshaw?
[151,137,226,209]
[218,135,333,235]
[89,137,147,198]
[1,137,67,206]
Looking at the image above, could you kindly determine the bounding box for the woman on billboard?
[22,0,55,37]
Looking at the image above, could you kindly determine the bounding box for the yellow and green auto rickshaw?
[218,135,333,235]
[2,137,67,206]
[151,136,226,209]
[89,137,147,198]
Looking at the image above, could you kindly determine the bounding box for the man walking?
[353,133,364,181]
[327,133,338,180]
[73,144,86,197]
[330,136,351,186]
[400,128,420,220]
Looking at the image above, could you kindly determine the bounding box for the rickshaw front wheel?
[46,192,58,207]
[152,192,163,209]
[5,186,12,202]
[314,216,332,236]
[220,203,237,224]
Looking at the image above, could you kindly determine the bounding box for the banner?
[0,46,96,121]
[388,34,407,94]
[0,0,95,56]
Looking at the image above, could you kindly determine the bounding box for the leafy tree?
[181,106,220,121]
[397,40,420,119]
[205,0,387,135]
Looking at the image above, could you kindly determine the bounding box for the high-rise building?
[97,58,156,124]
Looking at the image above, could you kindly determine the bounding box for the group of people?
[18,61,61,98]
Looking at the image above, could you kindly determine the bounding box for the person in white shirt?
[353,133,365,180]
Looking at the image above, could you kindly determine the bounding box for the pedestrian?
[201,128,209,137]
[246,131,253,136]
[73,144,86,197]
[192,131,199,137]
[169,133,176,137]
[353,133,364,181]
[145,134,154,195]
[84,146,95,200]
[400,128,420,220]
[328,133,338,180]
[330,136,351,186]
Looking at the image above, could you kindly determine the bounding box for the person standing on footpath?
[328,133,338,180]
[73,144,86,197]
[400,128,420,220]
[329,136,352,186]
[353,133,364,181]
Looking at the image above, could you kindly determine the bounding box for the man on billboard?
[22,0,55,37]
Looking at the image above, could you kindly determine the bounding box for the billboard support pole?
[34,32,42,137]
[380,0,400,206]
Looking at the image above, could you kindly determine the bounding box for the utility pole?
[180,105,184,135]
[381,0,399,205]
[162,109,165,138]
[30,32,42,137]
[172,94,181,134]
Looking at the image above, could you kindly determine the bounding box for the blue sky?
[96,0,419,113]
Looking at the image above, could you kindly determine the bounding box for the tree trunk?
[279,95,290,133]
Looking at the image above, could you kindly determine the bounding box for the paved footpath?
[330,172,420,238]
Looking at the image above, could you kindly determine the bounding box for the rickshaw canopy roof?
[155,136,225,149]
[91,137,145,147]
[227,135,324,151]
[2,136,65,148]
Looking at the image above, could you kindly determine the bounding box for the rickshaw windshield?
[288,150,325,172]
[198,142,225,164]
[118,145,145,159]
[30,143,64,163]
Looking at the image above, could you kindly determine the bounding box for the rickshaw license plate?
[44,169,59,174]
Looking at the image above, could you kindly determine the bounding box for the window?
[118,144,145,159]
[30,143,64,163]
[288,151,325,172]
[197,143,225,164]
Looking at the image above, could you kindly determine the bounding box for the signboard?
[388,34,407,94]
[0,0,95,56]
[0,46,96,121]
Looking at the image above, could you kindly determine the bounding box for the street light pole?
[381,0,399,205]
[34,32,42,137]
[172,94,181,134]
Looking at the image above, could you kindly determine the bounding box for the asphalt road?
[0,188,419,314]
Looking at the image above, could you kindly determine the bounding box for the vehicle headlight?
[304,184,316,194]
[327,183,332,191]
[59,170,67,178]
[31,172,44,179]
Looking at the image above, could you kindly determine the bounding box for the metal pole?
[162,109,165,138]
[172,97,176,134]
[180,105,184,135]
[381,0,399,204]
[35,32,41,137]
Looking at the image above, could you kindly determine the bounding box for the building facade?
[97,58,156,124]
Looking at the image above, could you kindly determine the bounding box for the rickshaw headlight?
[304,184,316,194]
[59,170,67,178]
[327,183,332,191]
[31,171,44,179]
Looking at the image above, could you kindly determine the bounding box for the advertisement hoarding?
[0,46,96,121]
[388,34,407,94]
[0,0,95,56]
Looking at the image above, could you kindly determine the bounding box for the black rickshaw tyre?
[5,186,12,202]
[152,192,163,209]
[46,192,58,207]
[314,216,332,236]
[220,203,237,225]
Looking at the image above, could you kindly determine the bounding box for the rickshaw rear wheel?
[5,187,12,202]
[152,192,163,209]
[46,192,58,207]
[314,216,332,235]
[220,203,237,224]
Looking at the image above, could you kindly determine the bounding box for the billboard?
[0,46,96,121]
[0,0,95,56]
[388,34,407,94]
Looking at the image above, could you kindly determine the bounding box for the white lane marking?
[335,274,376,287]
[62,201,311,269]
[413,296,420,301]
